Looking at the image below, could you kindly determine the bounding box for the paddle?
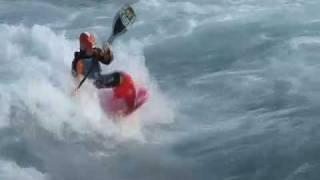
[73,5,136,94]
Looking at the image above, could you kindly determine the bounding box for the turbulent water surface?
[1,0,320,179]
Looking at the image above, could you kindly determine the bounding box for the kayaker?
[71,32,137,112]
[72,32,122,88]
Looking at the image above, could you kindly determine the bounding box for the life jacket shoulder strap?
[72,51,91,71]
[72,51,81,73]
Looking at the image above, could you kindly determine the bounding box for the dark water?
[1,0,320,179]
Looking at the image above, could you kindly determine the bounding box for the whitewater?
[1,0,320,180]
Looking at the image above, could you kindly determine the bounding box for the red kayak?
[98,73,148,118]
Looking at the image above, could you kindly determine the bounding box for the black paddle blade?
[112,5,136,36]
[119,6,136,26]
[107,5,136,44]
[113,16,126,36]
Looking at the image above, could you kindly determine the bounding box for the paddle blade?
[108,5,136,43]
[119,6,136,27]
[113,16,126,36]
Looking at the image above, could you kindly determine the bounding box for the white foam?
[0,160,48,180]
[0,23,175,142]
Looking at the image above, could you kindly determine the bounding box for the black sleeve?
[94,72,121,89]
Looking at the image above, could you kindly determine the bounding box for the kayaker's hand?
[102,43,113,63]
[92,48,102,60]
[93,45,113,64]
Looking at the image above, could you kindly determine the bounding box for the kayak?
[98,73,148,118]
